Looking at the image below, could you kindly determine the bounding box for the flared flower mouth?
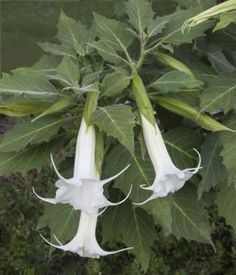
[40,211,133,258]
[133,113,202,206]
[33,155,132,214]
[134,149,202,205]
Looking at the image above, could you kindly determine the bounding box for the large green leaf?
[101,201,156,271]
[56,57,80,86]
[14,55,60,79]
[161,7,213,45]
[147,15,169,37]
[164,127,202,169]
[104,144,154,202]
[220,114,236,184]
[143,187,212,244]
[150,70,203,92]
[0,72,59,100]
[198,134,227,199]
[144,197,173,235]
[56,11,96,56]
[102,70,131,97]
[37,203,79,247]
[216,185,236,232]
[32,96,76,122]
[171,187,213,245]
[92,40,128,65]
[0,118,65,153]
[40,11,96,58]
[124,0,154,33]
[144,187,213,244]
[38,42,77,59]
[207,50,236,73]
[200,73,236,114]
[0,138,63,175]
[93,105,135,154]
[93,13,133,63]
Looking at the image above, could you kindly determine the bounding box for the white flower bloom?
[135,115,201,205]
[33,156,131,214]
[34,117,132,257]
[33,118,131,214]
[41,211,132,258]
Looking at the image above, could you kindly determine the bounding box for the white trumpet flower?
[33,119,131,214]
[34,117,132,257]
[41,211,132,258]
[135,115,201,205]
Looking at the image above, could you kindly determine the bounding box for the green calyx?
[83,91,104,176]
[83,92,99,125]
[95,128,104,176]
[131,66,156,126]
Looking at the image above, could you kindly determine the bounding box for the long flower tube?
[131,67,201,205]
[41,211,132,258]
[181,0,236,32]
[34,92,132,257]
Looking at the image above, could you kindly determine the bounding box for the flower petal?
[140,184,154,191]
[133,194,157,206]
[50,154,80,185]
[53,234,63,245]
[106,185,133,206]
[182,148,202,174]
[50,154,68,180]
[40,233,133,258]
[97,206,108,216]
[99,164,130,185]
[99,246,133,256]
[40,234,65,249]
[32,187,57,204]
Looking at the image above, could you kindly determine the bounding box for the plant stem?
[83,92,99,125]
[136,34,147,70]
[131,66,156,126]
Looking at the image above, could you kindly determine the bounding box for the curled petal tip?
[97,206,108,217]
[50,154,76,185]
[140,184,153,191]
[192,148,202,174]
[53,234,63,245]
[183,149,202,174]
[108,185,133,207]
[32,187,57,205]
[104,246,134,256]
[40,233,62,249]
[101,164,131,186]
[50,154,67,181]
[133,194,156,206]
[193,148,201,161]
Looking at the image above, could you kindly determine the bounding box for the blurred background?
[1,0,116,72]
[1,0,175,72]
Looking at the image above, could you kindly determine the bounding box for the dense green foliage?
[0,173,236,274]
[1,0,236,273]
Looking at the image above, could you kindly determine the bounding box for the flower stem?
[95,129,104,176]
[83,92,99,125]
[131,65,156,126]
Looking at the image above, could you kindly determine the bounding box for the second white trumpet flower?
[131,67,201,205]
[135,115,201,205]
